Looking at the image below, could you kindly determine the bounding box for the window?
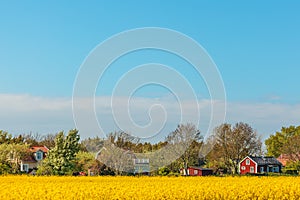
[260,167,264,173]
[250,167,255,173]
[22,164,29,172]
[241,166,246,171]
[273,167,279,173]
[36,151,43,160]
[194,170,198,175]
[246,159,250,165]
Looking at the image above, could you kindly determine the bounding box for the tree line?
[0,123,299,175]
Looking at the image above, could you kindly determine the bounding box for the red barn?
[239,156,282,175]
[180,167,213,176]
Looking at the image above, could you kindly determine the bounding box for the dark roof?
[250,156,282,166]
[21,154,37,162]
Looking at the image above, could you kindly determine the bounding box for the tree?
[39,133,57,149]
[265,126,300,157]
[280,132,300,172]
[283,134,300,162]
[22,132,41,146]
[0,130,12,144]
[39,129,80,175]
[107,131,139,150]
[81,136,104,153]
[166,123,202,175]
[0,143,29,174]
[74,151,91,170]
[73,151,111,175]
[11,135,25,144]
[93,131,140,175]
[208,122,262,174]
[95,140,135,175]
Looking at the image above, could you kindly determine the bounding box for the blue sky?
[0,1,299,140]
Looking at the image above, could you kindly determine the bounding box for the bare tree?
[95,141,135,175]
[39,133,57,149]
[95,131,138,175]
[281,134,300,171]
[209,122,262,174]
[107,131,139,150]
[166,123,202,175]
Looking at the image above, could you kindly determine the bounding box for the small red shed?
[180,167,213,176]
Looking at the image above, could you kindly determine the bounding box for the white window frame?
[194,170,198,175]
[36,151,43,160]
[250,166,255,173]
[246,159,250,165]
[22,164,29,172]
[241,166,246,171]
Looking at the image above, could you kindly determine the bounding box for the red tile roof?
[277,154,300,167]
[21,146,49,162]
[29,146,49,153]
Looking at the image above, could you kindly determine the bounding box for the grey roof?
[250,156,282,166]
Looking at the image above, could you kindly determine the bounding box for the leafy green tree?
[0,143,29,174]
[36,160,54,175]
[40,129,80,175]
[74,151,97,173]
[0,130,12,144]
[265,126,300,157]
[11,135,25,144]
[0,163,11,174]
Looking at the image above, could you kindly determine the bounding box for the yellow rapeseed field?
[1,176,300,200]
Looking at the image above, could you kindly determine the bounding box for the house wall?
[201,170,213,176]
[257,165,281,173]
[240,157,257,175]
[186,168,213,176]
[21,162,38,171]
[187,168,194,176]
[257,165,268,173]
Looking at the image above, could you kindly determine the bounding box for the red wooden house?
[180,167,213,176]
[239,156,282,175]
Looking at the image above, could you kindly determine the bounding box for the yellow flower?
[0,176,300,199]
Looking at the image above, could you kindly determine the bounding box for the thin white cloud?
[226,102,300,139]
[0,94,299,141]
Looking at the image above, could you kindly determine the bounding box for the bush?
[0,163,11,175]
[158,167,170,176]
